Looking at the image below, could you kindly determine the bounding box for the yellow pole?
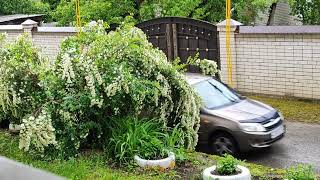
[226,0,233,87]
[75,0,82,33]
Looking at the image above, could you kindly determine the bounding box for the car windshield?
[194,79,242,109]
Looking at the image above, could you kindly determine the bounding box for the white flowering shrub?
[186,53,220,76]
[1,22,219,160]
[19,109,57,152]
[0,34,47,124]
[32,21,210,159]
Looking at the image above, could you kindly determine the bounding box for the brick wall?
[0,23,76,61]
[1,31,23,43]
[218,22,320,99]
[32,31,75,60]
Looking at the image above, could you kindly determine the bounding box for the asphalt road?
[243,121,320,173]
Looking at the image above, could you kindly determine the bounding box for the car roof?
[185,73,212,85]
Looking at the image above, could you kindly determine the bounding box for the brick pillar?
[216,19,242,88]
[21,19,38,39]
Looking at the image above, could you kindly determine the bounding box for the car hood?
[204,99,278,123]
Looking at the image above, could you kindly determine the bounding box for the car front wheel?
[210,133,238,156]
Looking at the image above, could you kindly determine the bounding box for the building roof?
[0,14,44,23]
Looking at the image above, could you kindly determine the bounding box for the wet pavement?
[243,121,320,173]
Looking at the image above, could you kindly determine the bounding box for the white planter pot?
[134,152,175,169]
[9,123,21,133]
[203,165,251,180]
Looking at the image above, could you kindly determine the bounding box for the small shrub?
[186,53,219,76]
[0,33,47,125]
[216,154,239,175]
[19,109,57,153]
[284,164,316,180]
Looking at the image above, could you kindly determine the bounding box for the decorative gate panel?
[136,17,219,72]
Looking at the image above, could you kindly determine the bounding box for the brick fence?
[0,20,76,60]
[1,19,320,99]
[217,20,320,99]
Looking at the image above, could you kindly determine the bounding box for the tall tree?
[53,0,137,26]
[139,0,202,21]
[43,0,61,10]
[51,0,276,25]
[0,0,50,15]
[139,0,275,24]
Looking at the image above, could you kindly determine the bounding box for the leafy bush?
[0,34,47,125]
[107,117,172,164]
[284,164,316,180]
[19,109,57,153]
[15,20,214,160]
[186,53,219,76]
[216,155,239,175]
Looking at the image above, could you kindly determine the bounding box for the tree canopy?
[289,0,320,25]
[53,0,137,26]
[0,0,50,15]
[0,0,319,25]
[52,0,275,25]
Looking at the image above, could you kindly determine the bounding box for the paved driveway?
[243,121,320,173]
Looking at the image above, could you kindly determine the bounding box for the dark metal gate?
[136,17,219,72]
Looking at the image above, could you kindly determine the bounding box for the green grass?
[0,130,284,179]
[0,130,169,180]
[247,94,320,124]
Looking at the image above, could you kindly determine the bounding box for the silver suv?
[186,73,286,156]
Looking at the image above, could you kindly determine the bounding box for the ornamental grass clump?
[107,117,169,164]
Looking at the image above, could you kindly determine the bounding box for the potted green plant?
[107,117,177,170]
[134,151,175,170]
[202,155,250,180]
[133,125,184,170]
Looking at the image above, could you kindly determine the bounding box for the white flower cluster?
[83,58,104,108]
[61,52,75,84]
[186,54,219,77]
[105,74,129,97]
[198,59,219,76]
[0,33,7,45]
[19,109,57,152]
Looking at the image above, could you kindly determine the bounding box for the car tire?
[210,133,239,157]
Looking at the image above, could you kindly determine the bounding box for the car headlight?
[240,123,266,132]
